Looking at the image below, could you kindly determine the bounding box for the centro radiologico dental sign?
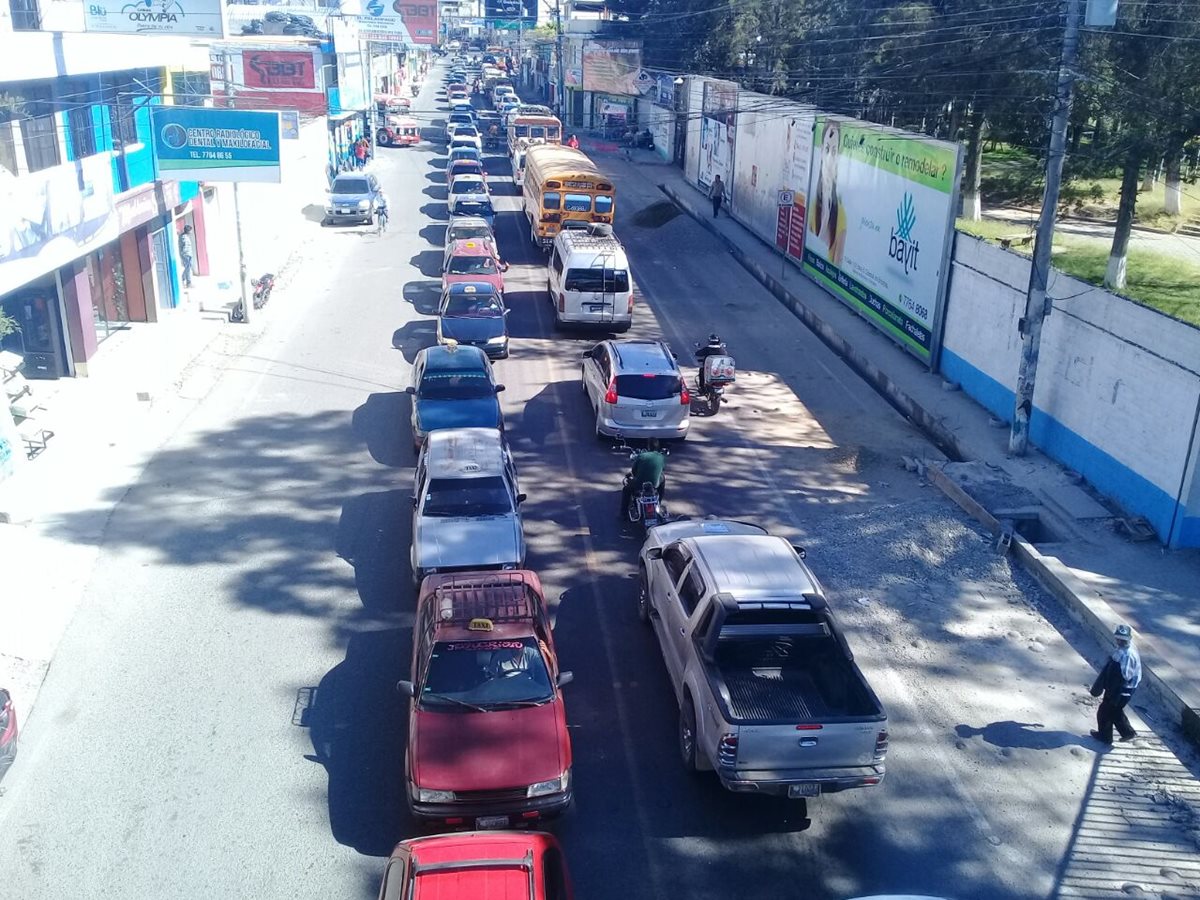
[150,107,282,183]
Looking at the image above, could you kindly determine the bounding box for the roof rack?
[431,572,537,625]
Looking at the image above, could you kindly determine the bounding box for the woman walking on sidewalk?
[1089,623,1141,746]
[708,174,725,218]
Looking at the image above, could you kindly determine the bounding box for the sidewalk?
[604,151,1200,748]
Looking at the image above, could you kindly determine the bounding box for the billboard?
[151,107,282,183]
[84,0,225,36]
[582,41,642,95]
[358,0,437,45]
[697,80,737,195]
[242,50,315,89]
[802,117,961,364]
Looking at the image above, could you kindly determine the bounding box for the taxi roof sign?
[468,617,494,631]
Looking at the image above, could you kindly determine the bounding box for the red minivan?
[400,571,573,829]
[377,831,574,900]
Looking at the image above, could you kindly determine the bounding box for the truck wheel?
[637,564,650,623]
[679,698,699,772]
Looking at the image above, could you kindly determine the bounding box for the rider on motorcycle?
[695,332,728,391]
[621,439,667,518]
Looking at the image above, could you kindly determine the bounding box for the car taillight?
[874,729,889,761]
[627,294,634,314]
[604,379,618,404]
[680,383,690,405]
[558,292,566,312]
[718,733,738,767]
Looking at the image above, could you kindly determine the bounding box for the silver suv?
[581,340,690,441]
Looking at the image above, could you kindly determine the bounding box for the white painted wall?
[943,234,1200,543]
[0,32,209,82]
[684,77,702,186]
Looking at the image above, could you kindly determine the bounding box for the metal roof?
[689,534,818,600]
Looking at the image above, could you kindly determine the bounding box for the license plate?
[475,815,509,829]
[788,783,820,799]
[585,303,609,311]
[640,409,658,418]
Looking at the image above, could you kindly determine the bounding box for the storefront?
[0,273,71,379]
[592,94,636,139]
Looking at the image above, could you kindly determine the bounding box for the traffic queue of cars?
[374,51,889,900]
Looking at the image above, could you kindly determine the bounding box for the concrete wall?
[942,234,1200,547]
[729,98,814,253]
[645,102,674,163]
[683,77,702,186]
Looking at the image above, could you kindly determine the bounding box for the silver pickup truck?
[638,519,888,800]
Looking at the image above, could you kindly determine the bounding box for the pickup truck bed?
[717,634,878,722]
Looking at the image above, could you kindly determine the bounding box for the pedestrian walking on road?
[177,224,195,288]
[566,133,580,149]
[1089,623,1141,746]
[709,175,725,218]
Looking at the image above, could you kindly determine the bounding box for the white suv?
[581,340,690,441]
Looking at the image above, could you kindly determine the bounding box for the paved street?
[1,72,1198,900]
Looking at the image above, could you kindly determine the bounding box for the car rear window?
[615,373,681,401]
[454,201,494,218]
[564,268,630,293]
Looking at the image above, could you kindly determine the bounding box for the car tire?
[637,564,650,623]
[679,697,699,773]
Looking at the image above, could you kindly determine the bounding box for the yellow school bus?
[522,144,615,250]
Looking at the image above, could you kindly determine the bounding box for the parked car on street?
[444,216,496,268]
[410,430,525,584]
[438,282,510,358]
[580,339,690,441]
[406,345,505,452]
[447,158,486,186]
[637,519,889,801]
[399,570,572,825]
[323,172,385,226]
[376,830,575,899]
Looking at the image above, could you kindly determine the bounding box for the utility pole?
[1009,0,1084,455]
[223,49,252,324]
[553,0,565,121]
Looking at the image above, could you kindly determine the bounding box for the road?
[1,65,1198,900]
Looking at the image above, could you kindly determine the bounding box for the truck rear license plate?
[788,783,820,798]
[640,409,658,418]
[475,815,509,829]
[585,303,609,311]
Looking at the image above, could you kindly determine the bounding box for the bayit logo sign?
[889,192,919,275]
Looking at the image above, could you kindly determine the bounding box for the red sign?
[394,1,438,45]
[775,206,791,252]
[786,201,806,259]
[242,51,315,89]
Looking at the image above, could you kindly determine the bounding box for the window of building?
[9,0,41,30]
[62,81,98,159]
[18,85,60,173]
[0,119,18,176]
[170,71,210,108]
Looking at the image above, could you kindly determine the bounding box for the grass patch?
[957,220,1200,326]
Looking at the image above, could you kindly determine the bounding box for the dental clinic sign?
[151,107,281,183]
[802,117,960,366]
[84,0,225,35]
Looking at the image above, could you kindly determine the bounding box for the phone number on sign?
[189,150,236,160]
[898,294,929,322]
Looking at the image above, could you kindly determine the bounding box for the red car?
[377,831,574,900]
[400,571,573,829]
[443,239,507,297]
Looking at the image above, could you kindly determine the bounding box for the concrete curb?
[929,465,1200,748]
[660,177,1200,751]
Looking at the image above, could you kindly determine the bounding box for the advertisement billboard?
[84,0,225,36]
[697,80,737,194]
[151,107,282,183]
[358,0,437,45]
[802,117,961,364]
[242,50,315,89]
[582,41,642,95]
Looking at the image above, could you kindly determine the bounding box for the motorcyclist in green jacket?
[621,439,666,517]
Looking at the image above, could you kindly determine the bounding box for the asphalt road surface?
[2,65,1198,900]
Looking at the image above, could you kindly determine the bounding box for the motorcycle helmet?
[1114,623,1132,642]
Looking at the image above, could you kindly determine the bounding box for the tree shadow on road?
[391,320,436,363]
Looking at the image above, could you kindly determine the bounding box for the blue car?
[406,344,505,452]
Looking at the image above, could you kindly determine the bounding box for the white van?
[547,223,633,331]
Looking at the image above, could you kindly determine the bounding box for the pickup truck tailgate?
[735,720,884,772]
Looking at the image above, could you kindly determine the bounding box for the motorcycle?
[615,440,669,531]
[620,129,655,151]
[0,687,18,781]
[694,342,736,414]
[230,272,276,322]
[410,82,421,97]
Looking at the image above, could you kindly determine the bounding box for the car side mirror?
[556,671,574,688]
[411,496,418,508]
[517,492,527,504]
[581,349,593,359]
[503,308,511,316]
[646,547,663,560]
[494,384,506,393]
[405,386,416,395]
[396,680,415,697]
[500,261,511,272]
[792,545,807,559]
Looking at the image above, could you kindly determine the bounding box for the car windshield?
[452,151,481,163]
[421,637,553,708]
[332,177,369,194]
[444,293,502,316]
[455,201,493,217]
[450,225,490,242]
[418,369,493,400]
[422,475,514,517]
[615,373,681,401]
[451,178,484,195]
[448,255,497,275]
[457,126,479,136]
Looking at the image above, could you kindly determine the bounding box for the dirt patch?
[631,199,681,229]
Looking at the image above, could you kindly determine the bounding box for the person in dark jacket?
[1089,623,1141,745]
